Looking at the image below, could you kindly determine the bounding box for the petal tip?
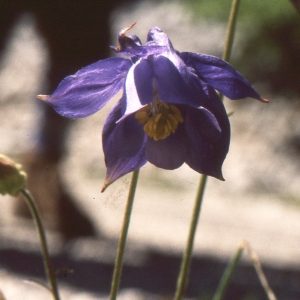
[37,94,49,101]
[218,175,225,181]
[101,183,108,193]
[260,97,269,103]
[101,179,112,193]
[215,170,225,181]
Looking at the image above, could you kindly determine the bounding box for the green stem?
[109,169,140,300]
[212,241,245,300]
[222,0,241,62]
[174,174,207,300]
[20,189,60,300]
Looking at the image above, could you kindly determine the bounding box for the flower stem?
[109,169,140,300]
[174,174,207,300]
[212,241,245,300]
[20,188,60,300]
[222,0,241,62]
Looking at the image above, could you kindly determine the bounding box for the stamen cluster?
[135,100,184,141]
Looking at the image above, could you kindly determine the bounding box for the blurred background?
[0,0,300,299]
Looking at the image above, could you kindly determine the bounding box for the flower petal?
[102,100,147,191]
[145,122,188,169]
[185,106,221,144]
[185,84,230,180]
[112,43,167,58]
[111,115,145,158]
[146,27,174,49]
[120,60,153,120]
[112,28,167,58]
[133,59,154,105]
[42,57,131,118]
[152,55,201,106]
[180,52,263,101]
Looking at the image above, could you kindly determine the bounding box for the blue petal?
[122,54,207,118]
[146,27,174,49]
[185,84,230,180]
[120,61,152,120]
[185,106,221,144]
[152,55,201,106]
[102,100,147,191]
[113,44,167,58]
[43,57,131,118]
[112,33,167,58]
[180,52,262,101]
[111,115,145,158]
[185,144,225,180]
[145,122,188,169]
[133,59,154,105]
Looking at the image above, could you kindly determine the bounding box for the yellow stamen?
[135,111,149,124]
[171,105,184,122]
[135,100,184,141]
[166,119,172,130]
[154,112,162,123]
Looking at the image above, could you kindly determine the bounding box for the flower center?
[135,100,184,141]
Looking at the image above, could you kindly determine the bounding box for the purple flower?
[38,23,268,191]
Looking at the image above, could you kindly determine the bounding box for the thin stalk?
[174,174,207,300]
[174,0,242,298]
[244,242,277,300]
[20,189,60,300]
[222,0,241,62]
[212,241,245,300]
[109,169,140,300]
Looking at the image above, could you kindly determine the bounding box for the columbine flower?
[38,23,268,191]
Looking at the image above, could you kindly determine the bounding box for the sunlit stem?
[20,189,60,300]
[222,0,241,62]
[174,0,241,299]
[174,174,207,300]
[110,169,140,300]
[212,241,245,300]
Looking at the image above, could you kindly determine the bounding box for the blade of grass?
[212,241,245,300]
[244,241,277,300]
[213,240,277,300]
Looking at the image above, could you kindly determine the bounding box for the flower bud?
[0,154,27,196]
